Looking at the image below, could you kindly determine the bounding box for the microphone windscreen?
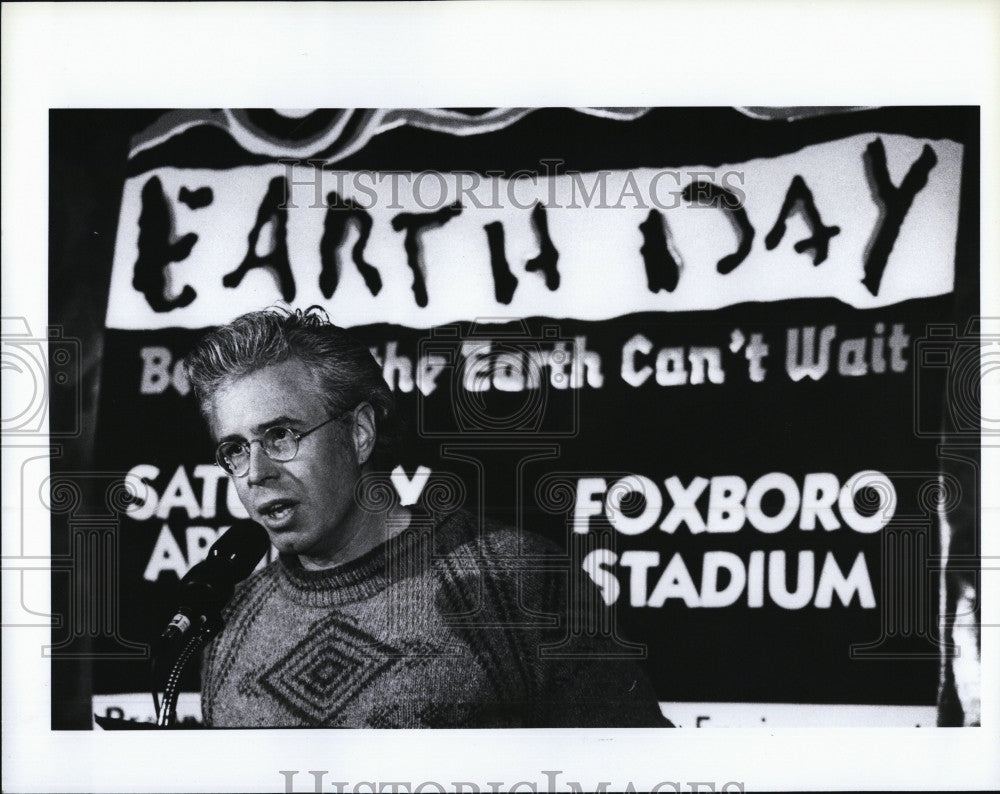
[206,519,271,581]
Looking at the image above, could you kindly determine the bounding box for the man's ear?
[351,402,377,466]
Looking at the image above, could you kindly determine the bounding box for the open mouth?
[259,499,297,524]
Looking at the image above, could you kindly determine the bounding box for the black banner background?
[49,106,979,727]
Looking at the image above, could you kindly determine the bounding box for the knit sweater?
[201,509,667,728]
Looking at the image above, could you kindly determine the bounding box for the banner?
[50,106,979,721]
[106,133,960,330]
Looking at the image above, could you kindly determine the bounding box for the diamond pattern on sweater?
[258,613,403,724]
[201,510,667,727]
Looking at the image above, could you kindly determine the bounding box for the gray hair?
[185,306,399,468]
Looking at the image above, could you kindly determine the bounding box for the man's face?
[207,357,365,566]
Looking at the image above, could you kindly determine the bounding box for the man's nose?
[246,441,281,485]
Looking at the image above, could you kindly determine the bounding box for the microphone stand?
[94,619,216,730]
[154,616,221,728]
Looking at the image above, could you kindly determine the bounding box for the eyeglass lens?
[218,426,300,474]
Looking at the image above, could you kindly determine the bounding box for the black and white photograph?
[3,2,999,792]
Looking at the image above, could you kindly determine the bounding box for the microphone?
[158,519,270,647]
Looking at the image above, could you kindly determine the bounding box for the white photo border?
[2,2,998,792]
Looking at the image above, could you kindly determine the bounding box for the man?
[186,306,667,727]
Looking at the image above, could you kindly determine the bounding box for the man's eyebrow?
[257,415,305,431]
[218,415,305,442]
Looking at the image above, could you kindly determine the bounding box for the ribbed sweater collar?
[275,508,454,607]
